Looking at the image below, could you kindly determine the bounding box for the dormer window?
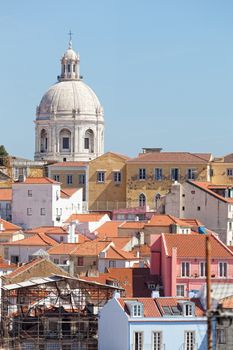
[133,304,143,317]
[179,302,194,317]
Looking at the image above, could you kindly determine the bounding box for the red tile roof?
[127,152,212,164]
[118,297,204,317]
[5,257,44,279]
[60,188,79,198]
[14,177,60,185]
[161,233,233,258]
[25,226,68,235]
[145,215,191,227]
[4,233,58,247]
[0,188,12,201]
[47,243,78,255]
[65,213,107,223]
[71,240,112,256]
[120,222,145,229]
[93,221,124,238]
[0,218,22,233]
[219,295,233,308]
[104,246,137,260]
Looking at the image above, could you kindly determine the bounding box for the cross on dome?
[68,30,73,49]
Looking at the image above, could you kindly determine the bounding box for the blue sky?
[1,0,233,159]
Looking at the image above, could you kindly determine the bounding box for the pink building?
[151,233,233,297]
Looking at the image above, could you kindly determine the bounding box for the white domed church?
[34,39,104,162]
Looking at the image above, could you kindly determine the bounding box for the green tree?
[0,145,8,157]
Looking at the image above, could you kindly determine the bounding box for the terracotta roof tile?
[219,295,233,308]
[104,246,137,260]
[0,218,22,232]
[0,188,12,201]
[47,243,78,255]
[188,181,233,204]
[14,177,60,185]
[71,240,112,256]
[25,226,68,235]
[3,233,58,247]
[161,233,233,258]
[120,222,145,229]
[65,213,107,223]
[94,221,124,238]
[145,215,191,227]
[127,152,212,164]
[5,257,44,279]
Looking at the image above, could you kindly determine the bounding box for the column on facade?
[74,123,79,156]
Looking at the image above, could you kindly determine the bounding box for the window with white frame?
[133,303,143,317]
[187,168,197,180]
[184,303,193,317]
[134,331,143,350]
[200,262,207,277]
[113,171,121,183]
[219,261,227,277]
[184,331,195,350]
[181,262,190,277]
[28,190,32,197]
[154,168,163,181]
[139,168,146,180]
[27,208,32,216]
[153,331,162,350]
[227,168,233,177]
[171,168,179,181]
[40,208,46,216]
[97,171,105,183]
[176,284,185,297]
[67,175,73,184]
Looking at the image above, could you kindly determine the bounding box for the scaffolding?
[1,275,124,350]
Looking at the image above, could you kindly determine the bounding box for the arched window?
[40,129,48,153]
[154,193,161,209]
[84,129,94,153]
[139,193,146,207]
[59,129,71,153]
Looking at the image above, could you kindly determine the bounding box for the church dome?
[37,80,103,118]
[62,48,79,61]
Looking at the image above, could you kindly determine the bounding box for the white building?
[65,213,110,238]
[34,38,104,162]
[99,296,207,350]
[12,177,82,229]
[165,181,233,245]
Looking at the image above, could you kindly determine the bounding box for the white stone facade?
[34,41,104,162]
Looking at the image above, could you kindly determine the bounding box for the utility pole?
[206,234,212,350]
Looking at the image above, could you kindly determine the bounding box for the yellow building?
[126,149,212,210]
[210,154,233,185]
[88,152,129,211]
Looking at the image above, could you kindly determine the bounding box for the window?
[27,208,32,216]
[11,255,19,264]
[181,262,190,277]
[54,175,60,182]
[73,64,76,72]
[60,236,64,242]
[62,137,69,149]
[6,203,11,210]
[182,206,185,211]
[197,206,201,211]
[219,262,227,277]
[67,175,73,184]
[184,304,193,316]
[217,329,226,344]
[40,208,46,216]
[184,331,195,350]
[227,168,233,177]
[54,258,59,264]
[134,332,143,350]
[171,168,179,181]
[154,168,163,181]
[109,260,116,268]
[67,64,71,73]
[200,262,207,277]
[139,193,146,207]
[28,190,32,197]
[113,171,121,183]
[162,306,172,315]
[4,248,9,260]
[153,331,162,350]
[187,168,197,180]
[133,304,143,317]
[97,171,105,183]
[79,174,85,184]
[139,168,146,180]
[84,137,89,149]
[77,257,84,266]
[28,255,34,262]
